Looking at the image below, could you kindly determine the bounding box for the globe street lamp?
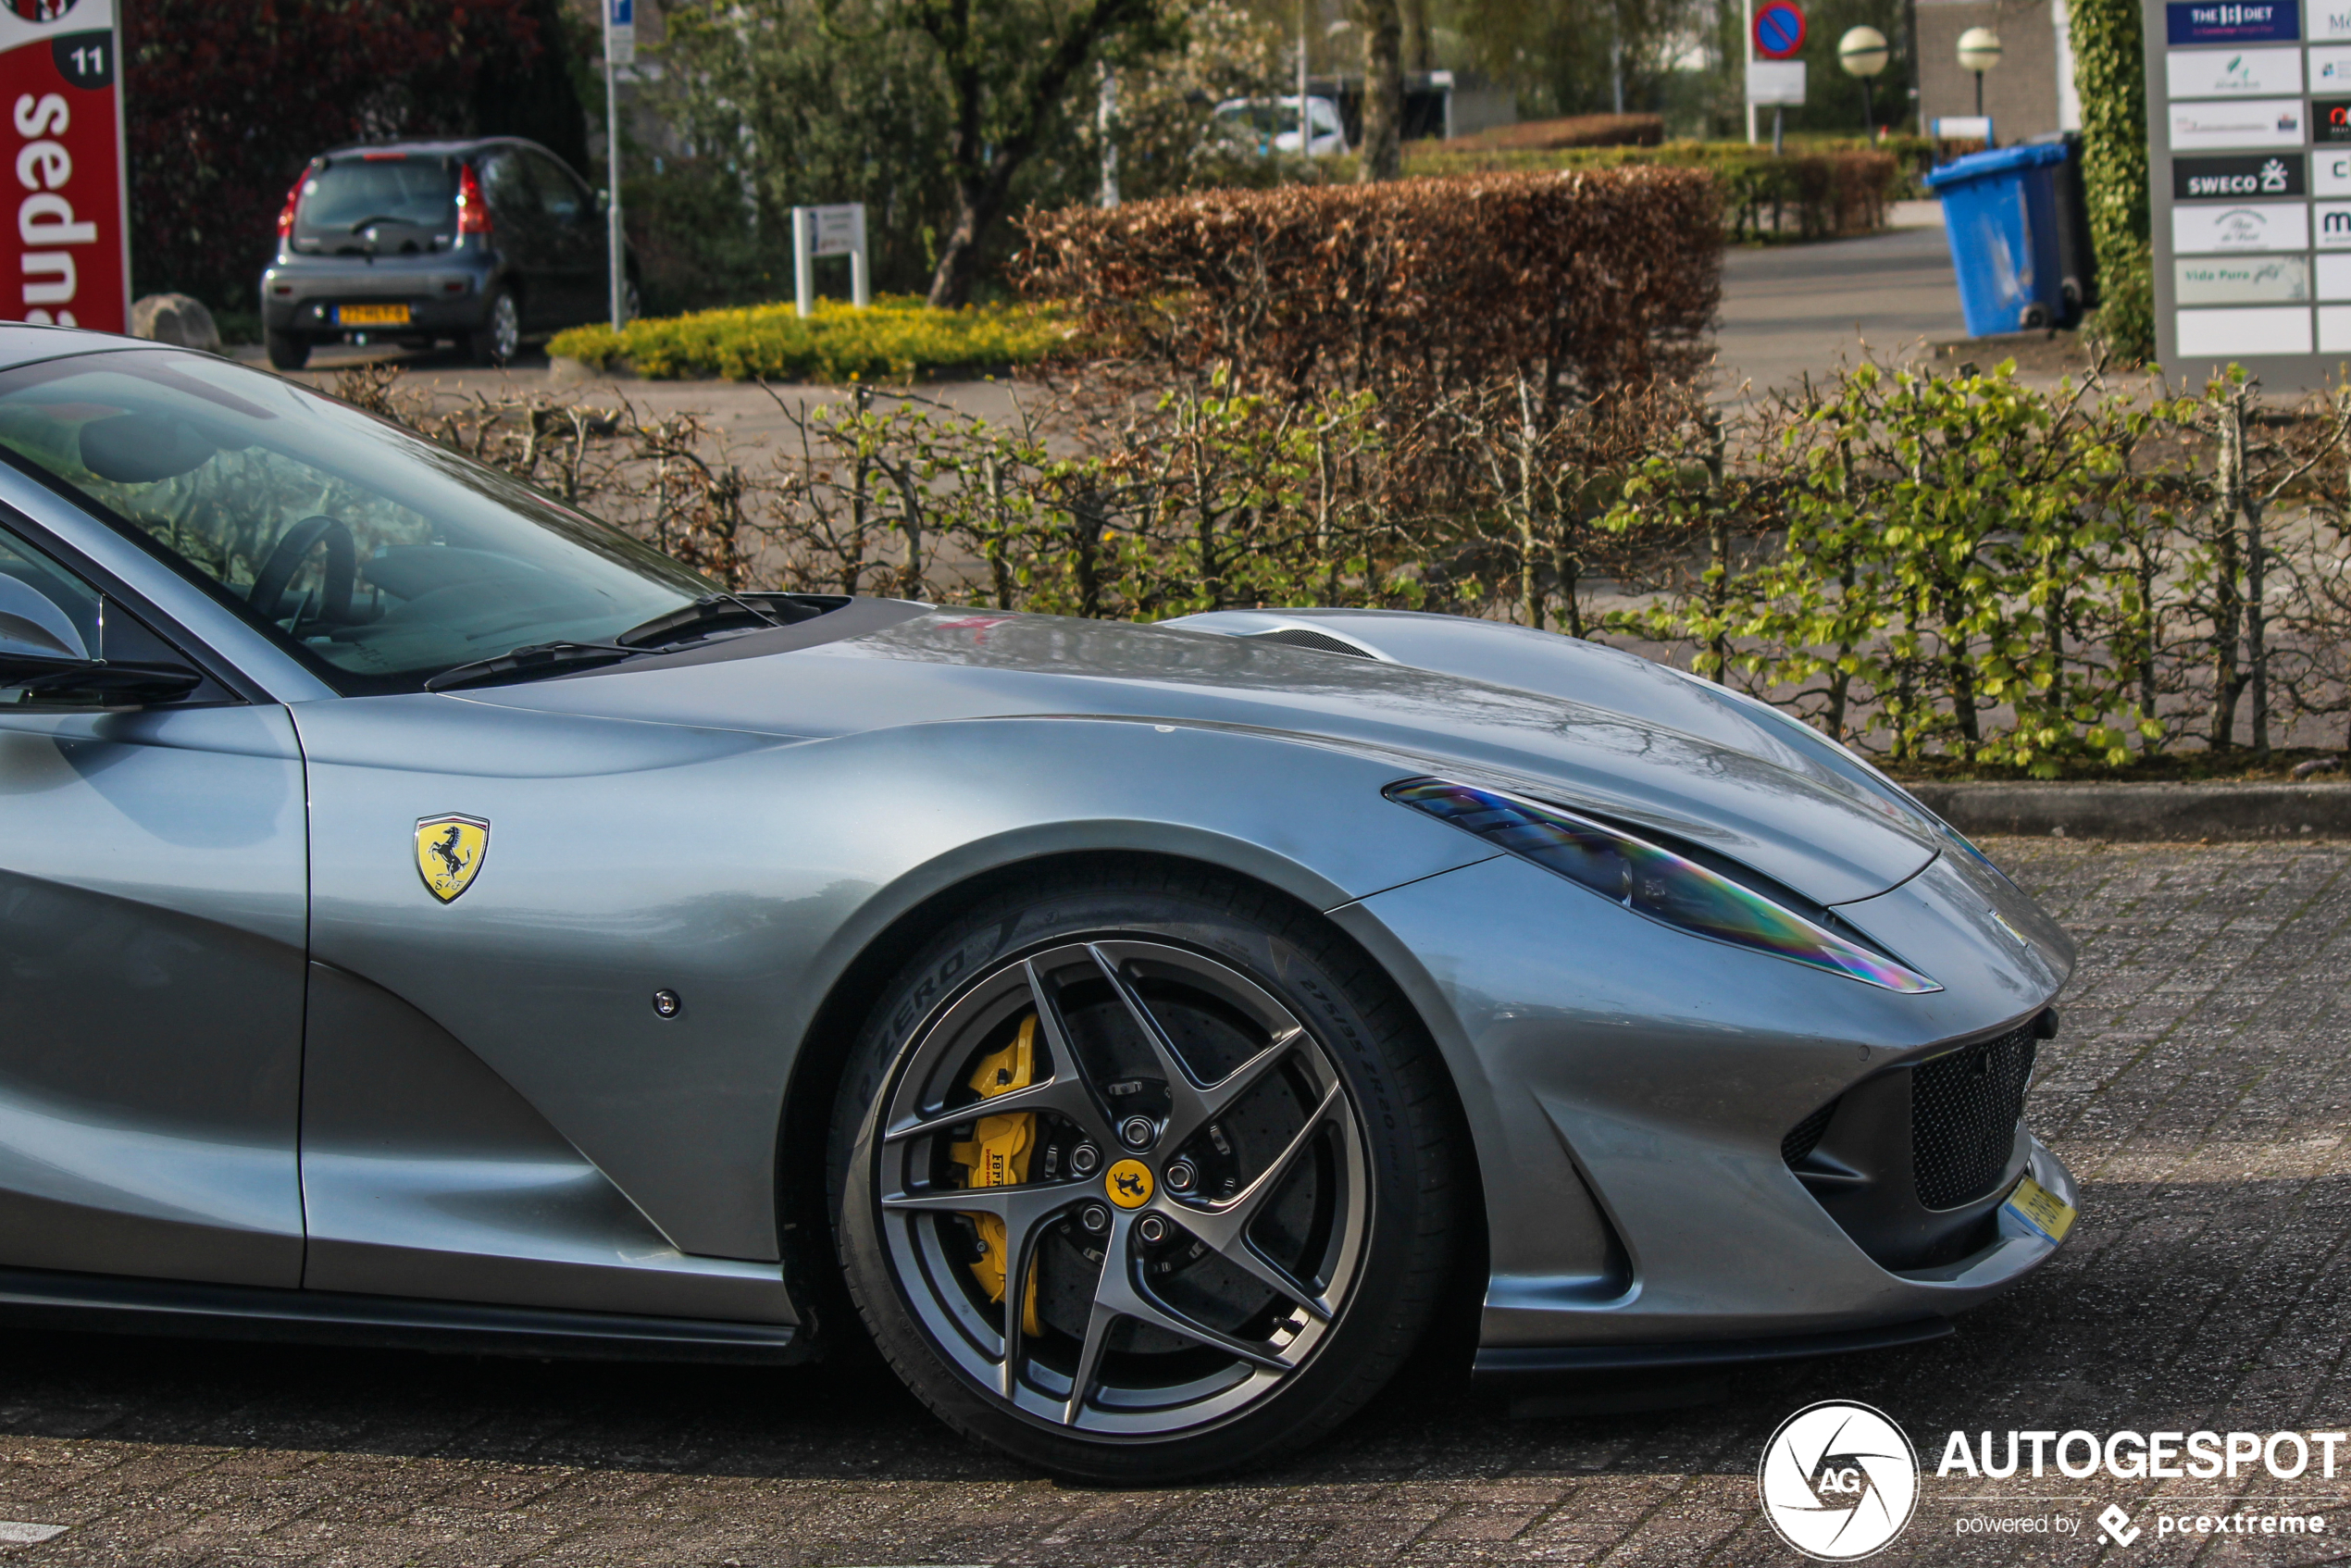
[1838,26,1889,139]
[1957,26,2002,134]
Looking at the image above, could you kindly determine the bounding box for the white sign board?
[2165,44,2302,95]
[790,203,871,316]
[2169,97,2306,148]
[2172,199,2311,250]
[2175,254,2310,304]
[2317,201,2351,244]
[604,0,633,66]
[1746,60,1807,104]
[2318,252,2351,294]
[809,204,865,257]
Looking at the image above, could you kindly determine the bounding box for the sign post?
[1750,1,1807,155]
[0,0,127,333]
[603,0,631,330]
[790,204,869,317]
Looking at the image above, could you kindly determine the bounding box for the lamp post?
[1838,25,1889,140]
[1957,26,2002,140]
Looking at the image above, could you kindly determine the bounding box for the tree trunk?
[927,180,999,307]
[2209,390,2246,749]
[1356,0,1402,181]
[1406,0,1432,71]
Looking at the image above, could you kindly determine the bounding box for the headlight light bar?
[1386,778,1942,994]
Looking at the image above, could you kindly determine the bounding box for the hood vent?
[1243,628,1375,658]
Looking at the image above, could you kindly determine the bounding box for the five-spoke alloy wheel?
[831,867,1458,1481]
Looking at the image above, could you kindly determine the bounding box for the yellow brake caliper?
[949,1015,1043,1335]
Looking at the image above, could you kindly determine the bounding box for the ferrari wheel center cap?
[1104,1158,1153,1208]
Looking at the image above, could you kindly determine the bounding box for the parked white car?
[1212,96,1350,156]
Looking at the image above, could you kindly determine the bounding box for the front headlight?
[1386,778,1941,994]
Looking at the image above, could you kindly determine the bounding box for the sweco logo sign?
[1759,1401,1922,1560]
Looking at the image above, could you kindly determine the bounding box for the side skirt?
[0,1264,806,1364]
[1472,1317,1953,1381]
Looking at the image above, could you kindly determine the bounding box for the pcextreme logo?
[1759,1401,1922,1560]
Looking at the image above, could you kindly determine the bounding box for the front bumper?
[1332,842,2077,1356]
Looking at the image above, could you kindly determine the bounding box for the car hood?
[454,604,1943,904]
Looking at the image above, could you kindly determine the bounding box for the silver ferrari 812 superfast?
[0,333,2077,1480]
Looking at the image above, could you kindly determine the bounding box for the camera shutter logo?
[1758,1401,1921,1560]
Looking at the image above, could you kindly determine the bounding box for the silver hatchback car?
[257,138,638,370]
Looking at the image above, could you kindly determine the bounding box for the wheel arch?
[768,838,1488,1359]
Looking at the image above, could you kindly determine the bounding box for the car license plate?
[2001,1175,2075,1243]
[337,304,410,327]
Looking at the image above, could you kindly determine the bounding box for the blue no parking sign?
[1754,0,1807,58]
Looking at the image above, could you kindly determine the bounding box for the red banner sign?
[0,0,124,334]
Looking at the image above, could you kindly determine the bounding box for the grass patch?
[547,294,1076,382]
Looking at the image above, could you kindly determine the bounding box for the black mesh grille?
[1911,1026,2036,1209]
[1782,1099,1838,1166]
[1243,628,1373,658]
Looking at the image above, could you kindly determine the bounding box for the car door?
[292,695,791,1324]
[475,146,555,330]
[523,150,603,324]
[0,518,306,1288]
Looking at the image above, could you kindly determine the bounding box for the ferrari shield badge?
[415,814,490,903]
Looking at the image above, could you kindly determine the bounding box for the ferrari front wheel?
[830,867,1459,1482]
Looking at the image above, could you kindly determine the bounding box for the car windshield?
[294,155,455,243]
[0,348,715,694]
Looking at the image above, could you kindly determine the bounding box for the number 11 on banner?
[0,0,127,334]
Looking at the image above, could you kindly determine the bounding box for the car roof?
[309,136,574,167]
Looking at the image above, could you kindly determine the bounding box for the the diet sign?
[0,0,123,333]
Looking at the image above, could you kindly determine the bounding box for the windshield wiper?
[617,593,789,650]
[423,596,794,692]
[422,641,640,692]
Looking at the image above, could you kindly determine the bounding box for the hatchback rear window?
[293,156,455,245]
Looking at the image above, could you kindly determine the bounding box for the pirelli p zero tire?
[829,864,1459,1483]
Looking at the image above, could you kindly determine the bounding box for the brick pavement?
[1,840,2348,1566]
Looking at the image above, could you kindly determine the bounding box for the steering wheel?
[248,515,356,627]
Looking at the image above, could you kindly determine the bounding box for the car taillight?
[275,173,306,241]
[455,163,491,237]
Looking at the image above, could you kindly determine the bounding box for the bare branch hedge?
[1014,168,1722,404]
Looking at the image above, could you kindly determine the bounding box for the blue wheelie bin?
[1923,142,2071,335]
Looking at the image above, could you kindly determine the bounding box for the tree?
[1356,0,1402,180]
[124,0,576,312]
[814,0,1177,305]
[657,0,964,303]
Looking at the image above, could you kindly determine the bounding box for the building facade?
[1915,0,2084,140]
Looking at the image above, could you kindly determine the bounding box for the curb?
[1906,781,2351,841]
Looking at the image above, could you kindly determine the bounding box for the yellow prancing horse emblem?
[414,814,490,902]
[1105,1158,1154,1209]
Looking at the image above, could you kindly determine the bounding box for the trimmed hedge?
[1017,168,1721,396]
[1437,113,1666,152]
[1402,137,1934,240]
[545,295,1073,381]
